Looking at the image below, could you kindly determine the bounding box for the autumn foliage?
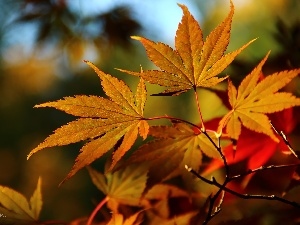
[1,1,300,225]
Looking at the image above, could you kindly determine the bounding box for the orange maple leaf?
[127,122,220,186]
[27,61,149,182]
[218,52,300,142]
[119,2,254,96]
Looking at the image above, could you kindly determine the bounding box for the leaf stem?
[202,131,230,177]
[193,88,205,131]
[270,121,299,159]
[229,163,300,180]
[87,196,109,225]
[146,115,202,132]
[185,165,300,209]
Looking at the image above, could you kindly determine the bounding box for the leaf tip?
[177,3,187,9]
[229,0,235,11]
[59,174,71,187]
[131,36,141,41]
[27,152,33,160]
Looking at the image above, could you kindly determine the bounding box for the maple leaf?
[218,52,300,142]
[0,177,42,225]
[127,122,220,186]
[107,212,143,225]
[205,108,299,187]
[119,1,254,96]
[27,62,149,181]
[142,184,193,221]
[87,163,148,212]
[144,184,188,201]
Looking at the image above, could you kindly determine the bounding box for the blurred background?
[0,0,299,222]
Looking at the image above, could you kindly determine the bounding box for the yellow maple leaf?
[27,62,149,182]
[119,2,254,96]
[87,163,147,212]
[0,177,42,224]
[218,51,300,142]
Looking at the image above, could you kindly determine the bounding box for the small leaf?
[219,52,300,141]
[87,163,147,212]
[28,62,149,182]
[120,2,254,95]
[0,178,42,224]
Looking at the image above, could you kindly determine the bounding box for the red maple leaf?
[203,107,298,187]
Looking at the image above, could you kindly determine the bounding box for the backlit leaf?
[0,178,42,224]
[119,2,254,95]
[205,109,298,187]
[27,62,149,181]
[127,123,220,186]
[218,52,300,141]
[87,163,147,212]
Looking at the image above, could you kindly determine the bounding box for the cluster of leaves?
[1,1,300,225]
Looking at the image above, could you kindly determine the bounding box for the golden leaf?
[219,52,300,141]
[119,1,254,95]
[27,62,149,182]
[87,163,147,212]
[0,177,42,224]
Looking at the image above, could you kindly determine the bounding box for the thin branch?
[146,115,220,137]
[216,190,225,212]
[230,163,300,180]
[270,121,299,159]
[201,131,230,176]
[185,166,300,209]
[146,115,202,132]
[203,188,225,225]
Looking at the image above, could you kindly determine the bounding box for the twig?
[270,121,299,159]
[202,190,225,225]
[201,131,230,177]
[146,115,202,133]
[185,166,300,209]
[230,163,300,180]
